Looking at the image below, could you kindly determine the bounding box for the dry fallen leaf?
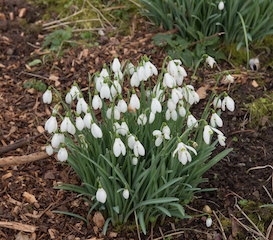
[93,211,105,228]
[196,84,209,100]
[15,232,30,240]
[37,126,45,133]
[252,80,259,88]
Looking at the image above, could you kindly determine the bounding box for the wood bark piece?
[0,133,44,156]
[0,221,37,232]
[0,151,52,167]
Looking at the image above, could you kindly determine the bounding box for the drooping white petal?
[46,145,54,155]
[83,112,93,129]
[149,112,155,124]
[112,57,121,73]
[123,189,130,199]
[100,83,110,99]
[210,113,223,128]
[130,94,140,110]
[57,147,68,162]
[43,89,52,104]
[91,123,103,138]
[92,95,103,110]
[51,133,61,148]
[151,97,162,114]
[203,125,213,144]
[96,188,107,203]
[118,99,127,113]
[137,113,147,125]
[218,134,226,146]
[128,134,136,150]
[134,140,145,157]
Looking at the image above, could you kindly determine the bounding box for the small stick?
[0,221,37,233]
[43,19,100,30]
[158,227,165,240]
[263,185,273,203]
[134,210,141,240]
[266,219,273,239]
[0,152,53,167]
[213,210,227,240]
[188,32,225,48]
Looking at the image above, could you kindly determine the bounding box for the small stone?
[253,190,259,198]
[6,48,14,55]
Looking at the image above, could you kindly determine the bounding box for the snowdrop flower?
[91,122,103,138]
[83,110,93,129]
[45,114,58,134]
[134,140,145,157]
[137,64,147,81]
[112,56,121,73]
[130,92,140,110]
[95,75,104,92]
[114,70,123,81]
[152,127,171,147]
[43,87,52,104]
[218,134,227,146]
[137,113,147,125]
[151,96,162,114]
[222,94,235,112]
[213,96,222,108]
[92,92,103,110]
[153,85,165,102]
[75,115,85,131]
[113,137,126,157]
[61,116,76,135]
[218,1,224,10]
[115,122,129,136]
[172,142,197,165]
[66,84,80,104]
[51,132,62,148]
[76,95,88,114]
[203,125,224,145]
[96,187,107,204]
[57,145,68,162]
[78,134,88,149]
[176,65,187,86]
[187,114,198,128]
[178,100,186,117]
[206,56,216,68]
[126,62,135,75]
[163,72,176,88]
[46,144,53,156]
[100,65,109,78]
[206,217,212,227]
[144,60,158,78]
[149,112,155,124]
[210,111,223,128]
[172,88,183,104]
[128,134,136,149]
[52,104,60,114]
[123,188,130,199]
[166,109,177,121]
[226,74,234,83]
[167,60,178,78]
[167,60,187,86]
[117,97,127,113]
[132,156,138,165]
[130,71,140,87]
[182,85,198,105]
[100,82,111,99]
[106,106,121,120]
[167,98,176,111]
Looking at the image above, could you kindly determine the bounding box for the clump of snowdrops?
[43,55,234,234]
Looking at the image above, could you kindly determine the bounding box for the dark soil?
[1,0,273,239]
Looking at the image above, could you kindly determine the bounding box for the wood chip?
[18,8,27,18]
[0,221,37,233]
[22,192,38,204]
[2,172,12,180]
[49,74,59,81]
[37,126,45,133]
[252,80,259,88]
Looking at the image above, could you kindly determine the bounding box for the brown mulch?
[1,0,273,239]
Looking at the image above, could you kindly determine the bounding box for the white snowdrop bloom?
[61,116,76,135]
[130,93,140,110]
[172,88,183,104]
[163,73,176,88]
[43,88,52,104]
[213,96,222,108]
[83,112,93,129]
[167,60,178,78]
[172,142,197,165]
[203,125,224,145]
[96,188,107,204]
[78,134,88,149]
[226,74,234,83]
[130,71,140,87]
[51,133,62,148]
[46,145,54,156]
[114,70,123,81]
[91,122,103,138]
[112,57,121,73]
[100,83,111,99]
[45,115,58,134]
[111,80,122,97]
[95,75,104,92]
[162,125,171,137]
[57,146,68,162]
[76,97,88,114]
[152,128,171,147]
[115,122,129,136]
[128,134,136,150]
[100,67,109,78]
[192,91,200,104]
[176,65,187,86]
[166,109,177,121]
[134,140,145,157]
[59,133,65,143]
[113,137,126,157]
[65,91,72,104]
[137,113,147,125]
[106,107,121,120]
[182,85,195,105]
[92,94,103,110]
[167,98,176,112]
[118,98,127,113]
[178,100,186,117]
[52,104,60,114]
[126,62,135,75]
[123,189,130,199]
[173,59,182,65]
[187,114,198,128]
[218,1,224,10]
[144,60,158,78]
[206,217,212,227]
[210,112,223,128]
[153,85,165,102]
[66,85,80,104]
[218,134,227,146]
[137,65,147,81]
[149,112,155,124]
[222,95,235,112]
[132,156,138,165]
[206,56,216,68]
[76,116,85,131]
[151,97,162,114]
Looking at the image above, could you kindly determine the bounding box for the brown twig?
[188,32,225,48]
[0,221,37,233]
[134,210,141,240]
[213,210,227,240]
[0,133,44,156]
[231,129,255,135]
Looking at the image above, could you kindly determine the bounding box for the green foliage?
[23,79,47,92]
[28,59,42,66]
[138,0,273,45]
[152,33,225,67]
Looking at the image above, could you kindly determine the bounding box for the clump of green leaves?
[23,79,47,92]
[152,33,225,67]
